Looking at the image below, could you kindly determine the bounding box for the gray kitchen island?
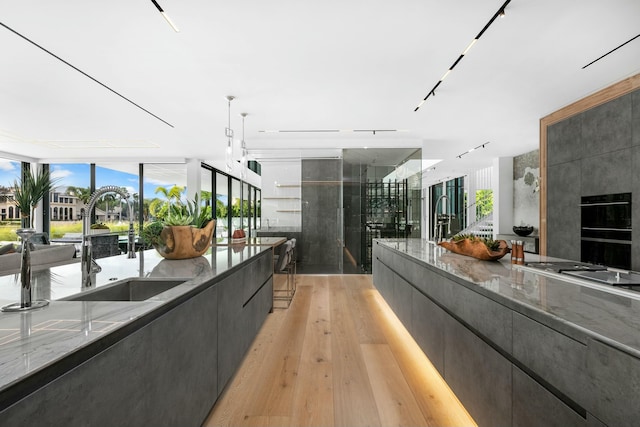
[373,238,640,427]
[0,245,273,427]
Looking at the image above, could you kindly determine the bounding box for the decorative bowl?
[513,226,534,237]
[153,220,215,260]
[438,238,510,261]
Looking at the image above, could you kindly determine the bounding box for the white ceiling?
[0,0,639,185]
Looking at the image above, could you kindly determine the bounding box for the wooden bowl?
[438,238,510,261]
[153,220,215,260]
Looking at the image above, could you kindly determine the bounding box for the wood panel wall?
[539,73,640,255]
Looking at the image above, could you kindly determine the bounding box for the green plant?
[140,194,212,245]
[186,194,211,228]
[452,233,501,252]
[13,168,59,227]
[140,221,165,246]
[164,204,193,226]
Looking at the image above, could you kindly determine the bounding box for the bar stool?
[273,240,295,308]
[288,238,297,279]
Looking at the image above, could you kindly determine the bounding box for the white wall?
[492,157,514,237]
[259,160,301,228]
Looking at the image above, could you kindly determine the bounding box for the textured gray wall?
[546,90,638,268]
[342,159,364,269]
[301,159,342,268]
[513,150,540,231]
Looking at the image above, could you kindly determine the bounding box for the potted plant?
[438,234,510,261]
[13,168,59,229]
[141,194,215,259]
[89,222,110,234]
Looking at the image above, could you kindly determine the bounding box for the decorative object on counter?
[89,222,110,235]
[438,234,510,261]
[231,229,247,244]
[1,228,50,312]
[142,194,215,260]
[512,225,534,237]
[510,240,525,264]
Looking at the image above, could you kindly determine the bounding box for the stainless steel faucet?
[433,194,451,242]
[81,186,136,287]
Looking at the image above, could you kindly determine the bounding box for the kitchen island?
[0,245,274,426]
[373,238,640,427]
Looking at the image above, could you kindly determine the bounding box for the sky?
[0,159,175,199]
[0,158,230,203]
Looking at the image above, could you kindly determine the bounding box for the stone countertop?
[0,245,271,399]
[214,236,287,247]
[376,238,640,358]
[256,227,301,233]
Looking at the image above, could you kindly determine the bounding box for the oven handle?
[579,201,630,206]
[581,237,632,244]
[582,227,632,231]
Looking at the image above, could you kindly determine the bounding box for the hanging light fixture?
[225,96,235,173]
[240,112,248,180]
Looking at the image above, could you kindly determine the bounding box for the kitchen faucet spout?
[81,186,136,287]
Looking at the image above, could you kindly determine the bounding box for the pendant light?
[225,96,235,173]
[240,112,248,180]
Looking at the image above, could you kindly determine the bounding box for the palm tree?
[149,185,185,220]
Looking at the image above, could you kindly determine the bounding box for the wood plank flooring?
[203,275,476,427]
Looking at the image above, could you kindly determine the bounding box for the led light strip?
[0,22,174,128]
[456,142,489,159]
[258,129,405,135]
[582,33,640,69]
[151,0,180,32]
[414,0,511,112]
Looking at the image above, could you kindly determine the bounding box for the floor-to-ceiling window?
[0,157,23,242]
[48,163,91,239]
[231,178,241,235]
[215,172,230,238]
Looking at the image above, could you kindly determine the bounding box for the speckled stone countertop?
[0,245,270,400]
[376,238,640,358]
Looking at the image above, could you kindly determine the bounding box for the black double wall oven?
[580,192,631,269]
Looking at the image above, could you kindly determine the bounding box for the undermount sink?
[62,279,187,302]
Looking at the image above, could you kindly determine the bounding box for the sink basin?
[562,270,640,287]
[62,279,187,301]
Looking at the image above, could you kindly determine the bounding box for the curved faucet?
[81,186,136,287]
[433,194,451,242]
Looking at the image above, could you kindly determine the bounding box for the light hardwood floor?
[204,274,476,427]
